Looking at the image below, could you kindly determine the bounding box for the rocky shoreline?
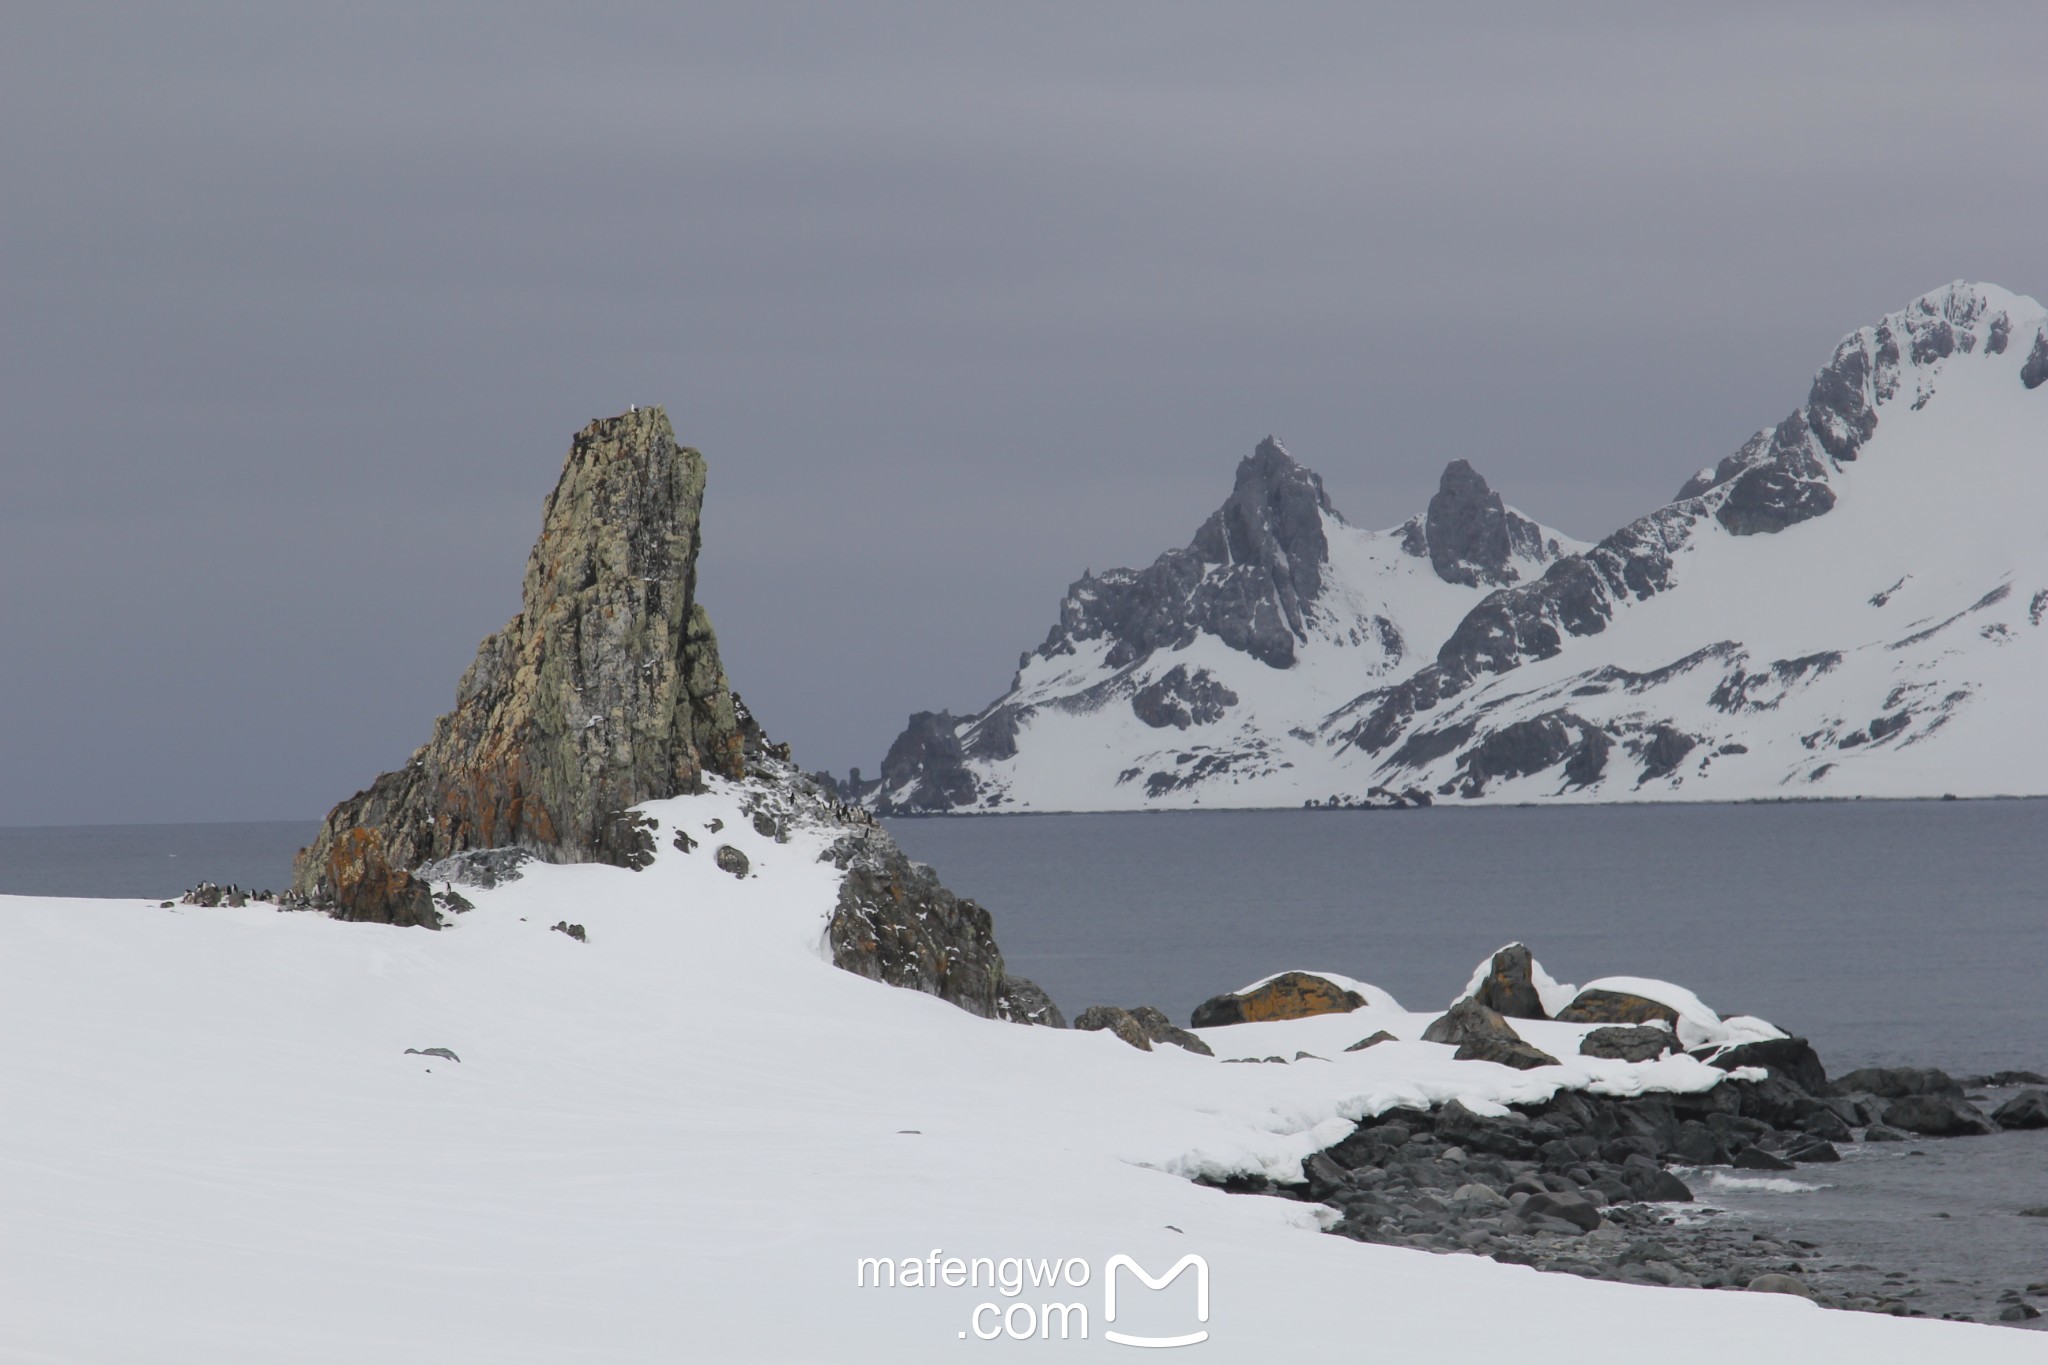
[1147,950,2048,1328]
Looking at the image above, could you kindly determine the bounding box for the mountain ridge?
[859,281,2048,812]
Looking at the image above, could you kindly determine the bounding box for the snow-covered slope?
[868,282,2048,811]
[869,442,1584,812]
[3,785,2035,1361]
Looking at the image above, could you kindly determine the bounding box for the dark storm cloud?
[3,3,2044,823]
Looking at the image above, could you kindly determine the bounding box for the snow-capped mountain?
[865,440,1585,811]
[865,281,2048,812]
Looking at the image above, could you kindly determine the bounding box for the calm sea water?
[0,821,314,900]
[887,799,2048,1076]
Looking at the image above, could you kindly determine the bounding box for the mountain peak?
[1400,459,1558,588]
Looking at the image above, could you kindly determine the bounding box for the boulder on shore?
[1882,1093,1998,1137]
[1703,1037,1828,1095]
[1553,988,1680,1028]
[1469,942,1549,1019]
[1991,1089,2048,1130]
[1832,1065,1961,1099]
[1189,972,1367,1028]
[1422,999,1559,1069]
[1580,1025,1673,1063]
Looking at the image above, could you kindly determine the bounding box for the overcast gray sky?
[3,3,2043,825]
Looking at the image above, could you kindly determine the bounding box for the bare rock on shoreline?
[291,408,748,922]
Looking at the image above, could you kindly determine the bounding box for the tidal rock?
[1990,1089,2048,1130]
[1781,1135,1841,1163]
[1074,1006,1153,1051]
[1519,1192,1602,1233]
[1580,1025,1673,1063]
[1883,1094,1998,1137]
[291,408,749,923]
[1469,942,1549,1019]
[714,845,750,878]
[1189,971,1366,1028]
[1554,989,1680,1028]
[1833,1066,1962,1099]
[1861,1124,1908,1142]
[1705,1037,1828,1095]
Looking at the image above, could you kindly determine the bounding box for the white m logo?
[1101,1253,1209,1348]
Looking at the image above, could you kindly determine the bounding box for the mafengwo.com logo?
[855,1250,1210,1346]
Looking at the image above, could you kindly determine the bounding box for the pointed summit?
[1408,459,1559,588]
[1188,437,1337,637]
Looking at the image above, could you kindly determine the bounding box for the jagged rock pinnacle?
[291,406,751,924]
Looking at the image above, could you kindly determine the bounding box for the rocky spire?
[291,407,749,925]
[1187,437,1334,634]
[1420,459,1555,588]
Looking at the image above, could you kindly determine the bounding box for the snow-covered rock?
[863,281,2048,810]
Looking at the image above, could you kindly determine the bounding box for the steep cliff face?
[293,408,748,922]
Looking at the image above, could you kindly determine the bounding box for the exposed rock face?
[1881,1094,1998,1137]
[1703,1037,1828,1095]
[293,408,747,921]
[1422,460,1554,587]
[1189,971,1367,1027]
[1037,437,1335,676]
[823,825,1012,1019]
[1554,989,1681,1028]
[1074,1006,1153,1051]
[1580,1026,1674,1062]
[1469,943,1548,1019]
[876,711,979,812]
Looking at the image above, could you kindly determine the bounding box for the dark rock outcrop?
[1075,1006,1154,1051]
[1420,460,1554,587]
[875,711,979,813]
[1991,1090,2048,1129]
[2022,328,2048,390]
[1189,971,1367,1028]
[1042,437,1335,673]
[1704,1037,1828,1095]
[1129,1005,1216,1056]
[292,408,748,921]
[1077,1004,1213,1055]
[1469,943,1548,1020]
[823,827,1011,1020]
[1831,1066,1962,1099]
[1881,1094,1997,1137]
[1420,998,1519,1048]
[1130,665,1238,730]
[1421,998,1559,1068]
[1554,989,1681,1028]
[997,977,1067,1029]
[1581,1026,1674,1063]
